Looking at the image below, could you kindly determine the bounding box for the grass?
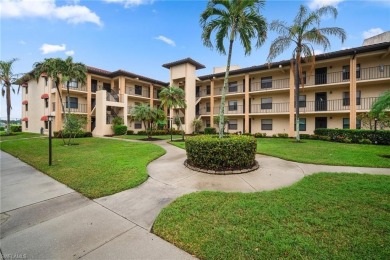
[0,132,44,141]
[167,137,390,168]
[153,173,390,259]
[117,134,183,141]
[0,138,165,198]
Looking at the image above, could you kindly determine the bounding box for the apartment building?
[21,41,390,136]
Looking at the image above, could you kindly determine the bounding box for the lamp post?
[168,116,173,141]
[48,115,54,166]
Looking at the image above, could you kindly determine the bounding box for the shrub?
[272,134,278,138]
[137,130,147,135]
[254,132,267,138]
[112,116,124,126]
[300,134,311,139]
[0,126,5,131]
[113,125,127,135]
[314,128,390,145]
[54,131,92,138]
[277,133,288,138]
[319,135,331,141]
[204,127,216,135]
[127,130,134,135]
[10,125,22,132]
[185,135,257,171]
[359,138,372,144]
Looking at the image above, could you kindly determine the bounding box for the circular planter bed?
[185,135,258,174]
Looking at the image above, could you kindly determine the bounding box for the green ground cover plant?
[153,173,390,259]
[0,138,165,198]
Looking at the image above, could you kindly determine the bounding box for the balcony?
[214,83,244,96]
[214,105,244,115]
[251,102,289,114]
[358,65,390,81]
[196,89,210,98]
[299,97,377,113]
[126,87,150,98]
[62,103,87,113]
[62,84,87,92]
[197,107,211,116]
[250,78,289,92]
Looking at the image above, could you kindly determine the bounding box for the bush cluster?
[136,129,183,135]
[113,125,127,135]
[0,126,5,131]
[127,130,134,135]
[204,127,216,135]
[314,128,390,145]
[10,125,22,132]
[185,135,257,171]
[253,132,267,138]
[54,131,92,138]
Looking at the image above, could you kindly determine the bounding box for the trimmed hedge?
[136,129,183,135]
[54,131,93,138]
[314,128,390,145]
[10,125,22,132]
[204,127,216,135]
[185,135,257,171]
[127,130,134,135]
[113,125,127,135]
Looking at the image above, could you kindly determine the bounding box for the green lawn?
[0,138,165,198]
[0,132,44,141]
[153,173,390,259]
[117,134,183,141]
[168,137,390,168]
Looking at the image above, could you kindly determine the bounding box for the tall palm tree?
[62,57,87,114]
[0,58,19,135]
[267,4,346,141]
[159,86,187,140]
[200,0,267,138]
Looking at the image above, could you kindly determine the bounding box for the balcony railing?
[198,107,211,116]
[298,97,378,112]
[214,105,244,114]
[62,84,87,92]
[358,65,390,81]
[106,89,120,102]
[214,83,244,95]
[251,102,289,114]
[196,89,211,98]
[62,103,87,113]
[250,78,289,92]
[126,87,150,98]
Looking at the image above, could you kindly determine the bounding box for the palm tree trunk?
[294,57,300,142]
[55,81,66,114]
[67,81,71,115]
[219,38,234,138]
[6,84,11,135]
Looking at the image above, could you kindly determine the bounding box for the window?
[25,104,28,111]
[299,95,306,107]
[261,76,272,89]
[66,97,78,109]
[343,118,350,129]
[343,92,350,106]
[294,118,307,131]
[44,121,48,130]
[261,119,272,130]
[135,85,142,95]
[356,64,361,78]
[69,79,78,88]
[342,65,350,80]
[206,102,210,112]
[356,91,361,106]
[45,99,49,108]
[228,81,238,92]
[228,100,238,111]
[206,120,210,128]
[206,85,211,95]
[228,119,238,130]
[302,71,307,84]
[134,121,142,129]
[25,121,28,129]
[261,98,272,109]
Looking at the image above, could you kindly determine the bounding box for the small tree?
[213,115,229,133]
[63,114,87,145]
[358,112,390,130]
[150,107,166,130]
[131,104,153,139]
[192,119,203,134]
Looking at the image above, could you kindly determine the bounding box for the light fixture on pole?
[47,115,55,166]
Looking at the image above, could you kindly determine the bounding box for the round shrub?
[185,135,257,171]
[113,125,127,135]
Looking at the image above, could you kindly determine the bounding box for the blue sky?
[1,0,389,118]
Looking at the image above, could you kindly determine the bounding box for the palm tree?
[267,4,346,141]
[150,107,166,130]
[200,0,267,138]
[371,90,390,116]
[159,86,187,141]
[62,57,87,114]
[0,58,19,135]
[131,104,153,139]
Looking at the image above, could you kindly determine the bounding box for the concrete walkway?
[1,139,389,259]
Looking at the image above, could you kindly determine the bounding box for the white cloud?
[19,40,26,45]
[362,28,384,39]
[314,49,324,55]
[65,50,75,56]
[40,43,66,54]
[308,0,344,10]
[155,35,176,47]
[0,0,102,26]
[104,0,154,8]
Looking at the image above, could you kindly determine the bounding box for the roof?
[198,41,390,80]
[162,57,206,70]
[86,66,168,86]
